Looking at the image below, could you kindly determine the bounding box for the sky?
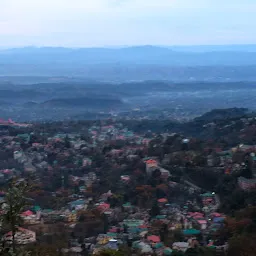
[1,0,256,47]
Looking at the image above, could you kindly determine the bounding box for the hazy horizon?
[1,0,256,48]
[1,44,256,51]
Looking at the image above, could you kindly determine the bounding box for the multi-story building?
[3,227,36,245]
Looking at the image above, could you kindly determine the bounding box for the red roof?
[21,210,33,216]
[139,225,148,229]
[158,198,168,203]
[188,212,204,218]
[6,227,28,236]
[108,228,117,232]
[147,235,160,243]
[97,203,110,212]
[194,215,204,219]
[1,169,11,174]
[197,220,207,224]
[211,212,222,217]
[145,159,157,164]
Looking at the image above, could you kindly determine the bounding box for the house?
[21,210,41,225]
[123,219,145,230]
[120,175,130,183]
[68,212,77,223]
[207,153,220,167]
[100,190,113,201]
[105,239,118,250]
[83,158,92,167]
[200,192,215,205]
[238,176,256,191]
[197,220,207,230]
[21,210,34,217]
[147,235,160,243]
[122,202,133,212]
[3,227,36,245]
[24,162,36,173]
[13,150,26,163]
[132,241,153,255]
[157,198,168,208]
[68,199,87,211]
[210,212,224,218]
[159,168,171,180]
[183,229,201,237]
[187,212,207,230]
[97,203,110,213]
[218,151,232,166]
[163,247,173,255]
[145,159,158,175]
[172,242,189,252]
[79,186,86,193]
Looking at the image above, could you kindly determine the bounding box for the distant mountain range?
[163,44,256,52]
[1,45,256,81]
[1,45,256,66]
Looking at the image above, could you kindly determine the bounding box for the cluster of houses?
[85,196,226,255]
[0,120,255,255]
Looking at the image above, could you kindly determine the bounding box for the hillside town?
[0,114,255,256]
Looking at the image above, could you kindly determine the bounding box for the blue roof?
[69,199,85,206]
[213,217,225,223]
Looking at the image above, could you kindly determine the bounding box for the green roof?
[69,199,85,206]
[129,228,140,233]
[54,133,67,138]
[17,134,30,141]
[183,229,201,235]
[164,248,173,255]
[155,215,167,220]
[32,205,41,211]
[201,192,214,197]
[106,232,117,237]
[153,243,164,249]
[218,151,232,156]
[17,133,29,138]
[123,219,144,227]
[143,157,155,161]
[122,202,132,207]
[132,241,141,249]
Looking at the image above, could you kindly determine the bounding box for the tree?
[172,251,185,256]
[135,185,154,208]
[64,135,71,148]
[227,234,256,256]
[0,179,30,254]
[165,229,185,245]
[150,201,160,217]
[185,247,215,256]
[24,244,60,256]
[0,246,31,256]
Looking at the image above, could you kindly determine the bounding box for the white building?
[3,227,36,245]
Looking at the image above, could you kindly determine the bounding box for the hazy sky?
[1,0,256,47]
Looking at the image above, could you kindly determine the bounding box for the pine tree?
[0,179,30,254]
